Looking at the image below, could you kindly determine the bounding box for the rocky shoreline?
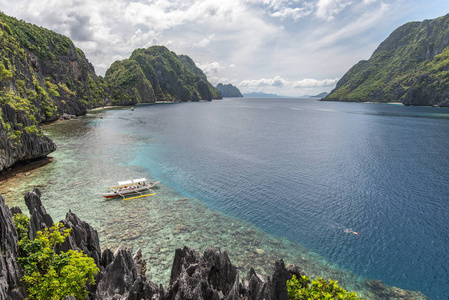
[0,188,301,300]
[0,188,430,299]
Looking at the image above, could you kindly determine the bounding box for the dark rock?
[286,264,306,280]
[10,206,23,215]
[24,188,54,240]
[0,194,25,299]
[59,210,102,267]
[95,246,162,300]
[101,248,115,269]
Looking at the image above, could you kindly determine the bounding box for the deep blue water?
[111,98,448,299]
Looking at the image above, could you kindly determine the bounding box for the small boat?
[100,178,159,199]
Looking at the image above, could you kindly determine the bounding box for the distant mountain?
[324,13,449,107]
[215,83,243,97]
[105,46,221,102]
[310,92,329,98]
[242,92,286,98]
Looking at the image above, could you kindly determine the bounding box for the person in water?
[345,229,360,236]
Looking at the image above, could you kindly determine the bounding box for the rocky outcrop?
[0,12,138,174]
[216,83,243,98]
[0,189,299,300]
[105,46,222,102]
[324,13,449,106]
[0,189,429,299]
[24,188,54,240]
[0,195,25,299]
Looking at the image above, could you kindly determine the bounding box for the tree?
[287,274,361,300]
[13,214,99,300]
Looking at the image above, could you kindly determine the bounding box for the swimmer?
[345,229,361,236]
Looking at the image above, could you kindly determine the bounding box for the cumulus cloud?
[315,0,352,20]
[240,75,287,88]
[270,6,313,21]
[193,34,215,48]
[196,61,225,75]
[293,78,339,87]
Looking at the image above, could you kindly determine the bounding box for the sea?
[1,97,448,299]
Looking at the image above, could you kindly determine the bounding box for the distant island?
[215,83,243,97]
[311,92,329,98]
[323,13,449,106]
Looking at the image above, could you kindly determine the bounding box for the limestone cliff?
[105,46,222,102]
[324,13,449,106]
[0,13,135,173]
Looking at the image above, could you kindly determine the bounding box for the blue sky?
[2,0,449,96]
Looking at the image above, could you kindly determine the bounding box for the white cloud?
[193,34,215,48]
[270,6,313,21]
[240,75,287,88]
[196,61,225,74]
[316,0,352,20]
[293,78,339,88]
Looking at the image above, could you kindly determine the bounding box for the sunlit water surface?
[2,98,448,299]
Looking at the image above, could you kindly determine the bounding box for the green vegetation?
[325,13,449,106]
[105,45,221,102]
[13,214,99,300]
[0,13,72,60]
[287,275,361,300]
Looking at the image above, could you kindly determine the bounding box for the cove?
[1,98,447,299]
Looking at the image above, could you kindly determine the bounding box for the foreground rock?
[0,189,429,300]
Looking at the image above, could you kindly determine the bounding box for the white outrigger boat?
[101,178,159,199]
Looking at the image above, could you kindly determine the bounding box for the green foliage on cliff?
[13,214,99,300]
[0,13,72,60]
[287,275,361,300]
[325,13,449,106]
[105,45,221,102]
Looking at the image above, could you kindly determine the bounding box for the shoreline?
[0,156,54,183]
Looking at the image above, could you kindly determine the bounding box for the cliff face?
[216,83,243,98]
[324,13,449,106]
[0,13,139,173]
[105,46,222,102]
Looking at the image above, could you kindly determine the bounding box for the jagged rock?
[167,247,239,300]
[0,194,25,299]
[95,246,162,300]
[59,210,102,267]
[101,248,115,269]
[133,248,147,277]
[10,206,23,215]
[24,188,53,240]
[286,264,306,280]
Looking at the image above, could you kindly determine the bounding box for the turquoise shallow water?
[1,98,447,299]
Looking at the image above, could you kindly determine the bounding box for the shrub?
[13,214,99,300]
[287,275,361,300]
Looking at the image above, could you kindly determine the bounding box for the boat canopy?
[132,178,147,184]
[117,180,133,186]
[117,178,147,186]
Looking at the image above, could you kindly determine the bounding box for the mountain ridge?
[324,13,449,106]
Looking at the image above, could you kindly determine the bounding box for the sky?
[1,0,449,97]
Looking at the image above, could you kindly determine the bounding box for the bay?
[1,98,448,299]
